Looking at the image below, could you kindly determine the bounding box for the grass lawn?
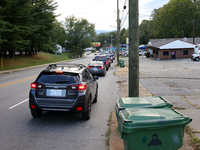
[0,52,75,71]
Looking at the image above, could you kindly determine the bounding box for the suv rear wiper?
[56,80,71,83]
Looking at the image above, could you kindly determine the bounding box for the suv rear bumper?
[29,91,87,112]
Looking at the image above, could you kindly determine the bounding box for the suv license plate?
[50,89,62,96]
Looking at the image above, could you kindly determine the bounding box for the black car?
[29,64,98,120]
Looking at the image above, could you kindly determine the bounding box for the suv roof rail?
[47,64,57,69]
[47,63,86,71]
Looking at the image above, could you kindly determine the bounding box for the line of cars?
[29,53,116,120]
[29,63,99,120]
[87,53,115,76]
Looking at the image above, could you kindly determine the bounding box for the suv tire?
[93,88,98,103]
[195,57,199,61]
[82,97,91,120]
[31,109,43,118]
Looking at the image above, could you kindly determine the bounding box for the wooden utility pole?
[193,20,195,44]
[117,0,120,65]
[129,0,139,97]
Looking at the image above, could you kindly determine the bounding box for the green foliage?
[0,0,58,57]
[64,15,96,54]
[149,0,200,39]
[96,32,116,48]
[138,0,200,42]
[120,28,127,44]
[51,20,67,48]
[139,20,150,44]
[95,28,127,49]
[145,52,150,58]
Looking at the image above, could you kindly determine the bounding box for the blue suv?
[29,64,98,120]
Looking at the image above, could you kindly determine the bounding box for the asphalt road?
[0,54,119,150]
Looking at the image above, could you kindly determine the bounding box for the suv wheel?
[31,109,43,118]
[195,57,199,61]
[82,98,91,120]
[93,88,98,103]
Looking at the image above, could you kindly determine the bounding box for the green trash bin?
[115,96,172,122]
[120,59,124,68]
[117,108,192,150]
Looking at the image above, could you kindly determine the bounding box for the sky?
[53,0,170,31]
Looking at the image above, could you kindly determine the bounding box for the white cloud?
[54,0,169,31]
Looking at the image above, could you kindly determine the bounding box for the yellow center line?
[0,76,37,88]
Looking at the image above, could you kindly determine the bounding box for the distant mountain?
[95,30,113,35]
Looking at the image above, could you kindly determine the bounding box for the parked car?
[87,61,106,76]
[29,63,99,120]
[93,56,109,71]
[106,55,112,66]
[139,50,143,56]
[106,54,114,63]
[110,54,115,60]
[191,50,200,61]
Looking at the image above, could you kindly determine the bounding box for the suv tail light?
[70,84,87,90]
[87,66,92,69]
[55,71,63,74]
[106,61,108,65]
[31,83,43,89]
[99,66,104,70]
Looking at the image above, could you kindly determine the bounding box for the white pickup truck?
[191,51,200,61]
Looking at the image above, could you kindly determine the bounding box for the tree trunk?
[31,46,34,55]
[28,47,32,56]
[8,51,14,58]
[20,50,22,56]
[35,47,37,55]
[25,48,28,56]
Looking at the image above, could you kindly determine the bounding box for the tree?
[64,15,96,54]
[0,0,58,57]
[51,20,66,48]
[29,0,58,54]
[0,0,32,57]
[122,28,129,44]
[139,20,150,44]
[96,33,109,49]
[120,28,126,44]
[150,0,198,38]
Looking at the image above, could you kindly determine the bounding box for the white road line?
[9,98,29,110]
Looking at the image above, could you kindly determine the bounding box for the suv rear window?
[94,56,107,61]
[36,72,80,84]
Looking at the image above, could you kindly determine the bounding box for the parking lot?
[124,57,200,139]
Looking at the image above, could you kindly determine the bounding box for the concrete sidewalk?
[110,66,193,150]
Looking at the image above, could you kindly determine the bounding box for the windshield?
[93,56,107,61]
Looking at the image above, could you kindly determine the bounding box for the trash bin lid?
[118,108,192,134]
[116,96,172,111]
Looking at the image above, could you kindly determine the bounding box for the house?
[146,38,200,60]
[55,44,62,53]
